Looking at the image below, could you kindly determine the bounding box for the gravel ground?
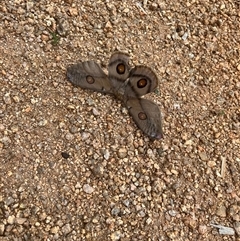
[0,0,240,240]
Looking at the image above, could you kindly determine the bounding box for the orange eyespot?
[116,63,125,74]
[137,79,147,88]
[86,75,94,84]
[138,112,147,120]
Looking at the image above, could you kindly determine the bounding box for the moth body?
[67,52,163,139]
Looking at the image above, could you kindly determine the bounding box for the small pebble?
[199,152,208,161]
[117,148,127,159]
[216,205,227,217]
[234,221,240,236]
[198,225,208,234]
[0,224,5,235]
[103,149,110,160]
[61,152,70,159]
[92,107,100,116]
[111,207,121,216]
[50,226,59,234]
[15,218,27,225]
[81,132,90,141]
[7,215,15,224]
[110,231,121,241]
[83,184,94,194]
[62,223,72,235]
[3,93,11,104]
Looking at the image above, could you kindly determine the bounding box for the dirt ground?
[0,0,239,240]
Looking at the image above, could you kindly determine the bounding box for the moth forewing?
[108,52,131,81]
[67,61,112,94]
[125,66,159,98]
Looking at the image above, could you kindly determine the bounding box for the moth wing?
[126,98,163,139]
[108,52,131,91]
[125,66,158,98]
[66,60,112,93]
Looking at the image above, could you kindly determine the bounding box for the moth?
[66,52,163,139]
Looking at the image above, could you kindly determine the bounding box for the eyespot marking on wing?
[86,75,95,84]
[116,63,126,75]
[137,79,147,88]
[138,112,147,120]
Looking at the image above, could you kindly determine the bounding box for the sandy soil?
[0,0,239,240]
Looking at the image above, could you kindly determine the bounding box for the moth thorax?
[113,90,124,101]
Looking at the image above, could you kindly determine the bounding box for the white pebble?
[83,184,94,194]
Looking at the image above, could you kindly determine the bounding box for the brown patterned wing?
[126,97,163,139]
[67,60,112,94]
[108,52,131,92]
[125,66,158,98]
